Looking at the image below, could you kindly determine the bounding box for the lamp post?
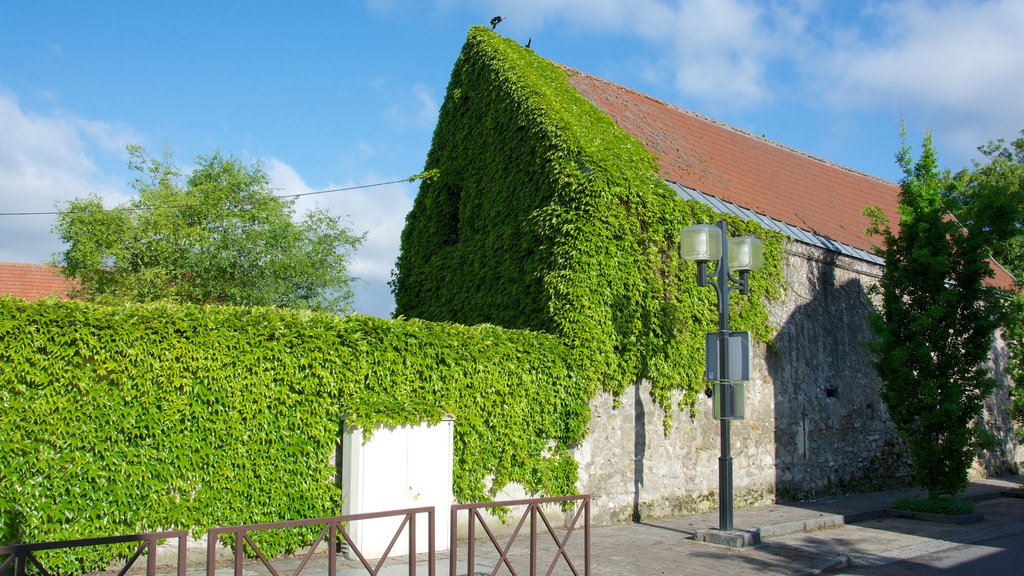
[680,220,762,532]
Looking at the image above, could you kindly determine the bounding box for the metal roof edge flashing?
[667,182,884,266]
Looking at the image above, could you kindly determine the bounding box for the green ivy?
[393,27,782,420]
[0,297,587,573]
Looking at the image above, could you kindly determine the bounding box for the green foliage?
[944,130,1024,442]
[945,130,1024,279]
[54,146,364,313]
[393,27,782,418]
[1007,294,1024,441]
[892,495,975,516]
[0,297,587,573]
[866,132,1005,497]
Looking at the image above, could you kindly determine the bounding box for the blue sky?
[2,0,1022,317]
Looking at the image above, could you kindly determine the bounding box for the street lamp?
[680,220,762,533]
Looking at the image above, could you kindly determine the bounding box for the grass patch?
[892,495,975,516]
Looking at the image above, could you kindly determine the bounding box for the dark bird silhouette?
[490,16,503,29]
[525,37,531,48]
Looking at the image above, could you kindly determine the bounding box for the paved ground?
[577,476,1024,576]
[104,475,1024,576]
[824,529,1024,575]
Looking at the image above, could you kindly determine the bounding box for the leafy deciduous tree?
[946,131,1024,441]
[54,146,364,313]
[945,131,1024,278]
[1007,294,1024,440]
[866,132,1012,497]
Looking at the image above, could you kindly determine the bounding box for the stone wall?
[767,242,912,500]
[977,334,1022,477]
[575,240,1022,526]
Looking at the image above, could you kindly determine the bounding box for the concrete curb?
[693,513,849,546]
[969,490,1010,502]
[884,508,984,524]
[841,508,886,524]
[693,527,761,547]
[790,554,850,576]
[758,514,846,539]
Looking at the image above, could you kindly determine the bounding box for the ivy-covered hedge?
[0,297,587,571]
[394,27,782,415]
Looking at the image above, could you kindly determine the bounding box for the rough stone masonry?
[575,240,1023,526]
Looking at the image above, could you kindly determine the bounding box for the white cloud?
[483,0,650,32]
[266,158,416,318]
[357,141,377,157]
[384,82,440,130]
[658,1,779,105]
[69,116,143,155]
[470,0,1021,162]
[413,84,440,125]
[0,91,132,263]
[815,0,1024,160]
[484,0,811,108]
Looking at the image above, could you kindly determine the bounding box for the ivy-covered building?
[394,27,1020,523]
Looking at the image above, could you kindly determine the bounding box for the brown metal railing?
[450,495,590,576]
[206,507,435,576]
[0,530,187,576]
[0,496,591,576]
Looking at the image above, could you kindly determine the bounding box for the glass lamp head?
[680,224,722,262]
[728,236,763,271]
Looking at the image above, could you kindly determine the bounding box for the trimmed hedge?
[394,27,782,418]
[0,297,587,572]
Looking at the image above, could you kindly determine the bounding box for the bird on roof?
[490,16,503,29]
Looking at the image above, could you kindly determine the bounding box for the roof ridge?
[564,66,897,189]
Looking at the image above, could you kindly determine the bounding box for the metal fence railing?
[206,507,435,576]
[0,496,591,576]
[450,495,590,576]
[0,530,187,576]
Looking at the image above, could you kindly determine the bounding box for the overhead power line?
[279,177,415,199]
[0,174,428,217]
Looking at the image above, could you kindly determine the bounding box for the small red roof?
[0,263,78,301]
[566,70,1017,290]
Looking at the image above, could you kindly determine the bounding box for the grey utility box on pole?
[713,381,746,420]
[704,331,751,382]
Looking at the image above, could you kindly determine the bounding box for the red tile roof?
[566,69,1017,290]
[0,263,78,301]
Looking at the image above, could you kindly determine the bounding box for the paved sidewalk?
[110,475,1024,576]
[585,475,1024,575]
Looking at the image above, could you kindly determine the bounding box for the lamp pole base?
[694,528,760,548]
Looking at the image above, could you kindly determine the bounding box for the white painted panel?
[340,418,453,559]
